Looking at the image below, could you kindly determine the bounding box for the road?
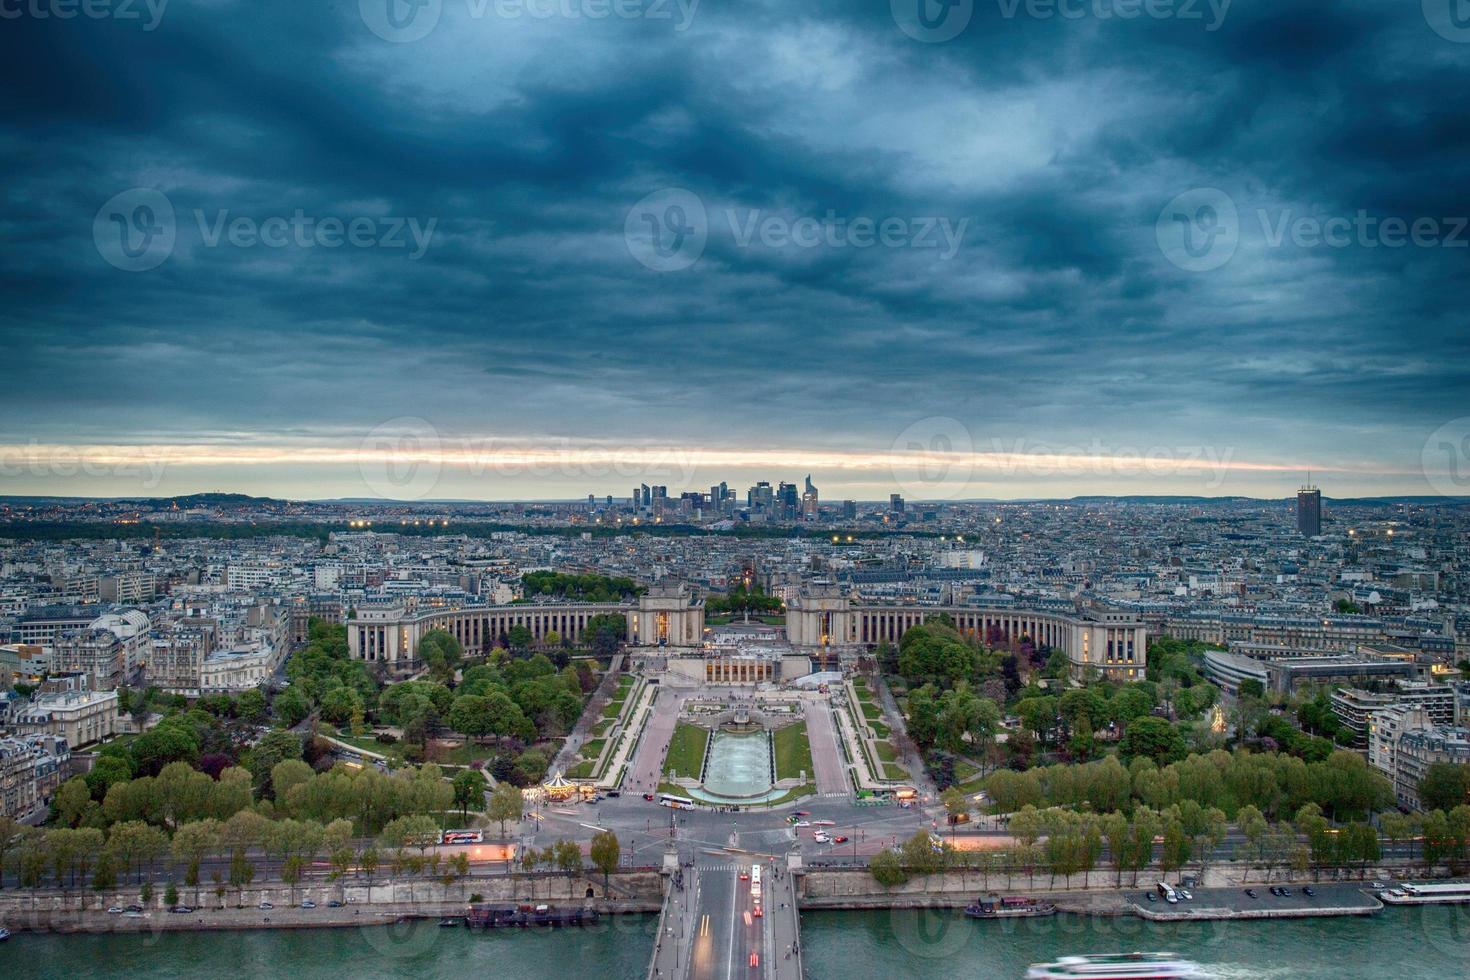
[802,701,848,796]
[653,857,802,980]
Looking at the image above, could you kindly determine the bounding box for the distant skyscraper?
[801,474,819,518]
[1297,483,1322,537]
[889,493,905,513]
[777,481,799,519]
[842,499,857,519]
[748,481,773,510]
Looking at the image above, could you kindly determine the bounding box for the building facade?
[345,583,705,667]
[784,590,1148,681]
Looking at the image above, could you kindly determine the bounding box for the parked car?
[833,836,849,844]
[606,791,621,798]
[1145,893,1156,903]
[1179,889,1193,901]
[169,906,195,914]
[1244,889,1257,899]
[126,904,143,913]
[258,902,274,910]
[1371,881,1387,890]
[1302,886,1316,898]
[327,900,344,908]
[106,907,123,915]
[301,900,317,909]
[1279,887,1292,897]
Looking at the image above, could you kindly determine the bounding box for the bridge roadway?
[648,857,803,980]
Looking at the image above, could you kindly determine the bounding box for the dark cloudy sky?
[2,0,1468,501]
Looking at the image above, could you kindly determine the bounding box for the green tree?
[1117,717,1186,766]
[452,769,488,821]
[869,849,908,888]
[486,783,523,840]
[53,777,93,829]
[941,786,969,835]
[172,819,221,905]
[1418,762,1470,812]
[1160,820,1190,876]
[589,830,620,893]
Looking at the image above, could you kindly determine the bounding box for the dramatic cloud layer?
[1,0,1467,499]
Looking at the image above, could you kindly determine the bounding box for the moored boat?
[964,896,1057,919]
[1025,952,1208,979]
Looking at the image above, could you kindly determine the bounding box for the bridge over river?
[647,853,804,980]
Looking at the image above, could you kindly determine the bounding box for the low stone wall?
[0,870,666,933]
[797,862,1447,911]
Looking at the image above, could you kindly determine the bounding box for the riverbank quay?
[792,865,1448,924]
[0,871,665,935]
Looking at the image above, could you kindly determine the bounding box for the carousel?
[541,770,581,803]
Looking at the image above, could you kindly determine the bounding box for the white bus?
[1156,883,1178,904]
[658,793,696,810]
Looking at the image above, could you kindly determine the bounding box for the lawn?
[774,721,813,781]
[579,738,607,762]
[663,722,709,779]
[874,740,899,763]
[600,675,637,719]
[325,728,500,767]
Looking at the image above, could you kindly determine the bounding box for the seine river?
[5,907,1468,979]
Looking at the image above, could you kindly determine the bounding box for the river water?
[5,906,1468,978]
